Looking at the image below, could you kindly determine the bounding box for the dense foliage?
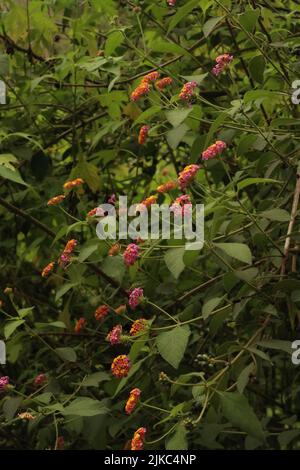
[1,0,300,451]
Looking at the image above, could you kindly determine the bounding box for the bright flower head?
[131,427,147,450]
[107,324,122,345]
[156,181,177,193]
[95,305,109,321]
[74,317,86,333]
[178,164,200,189]
[123,243,140,266]
[137,195,157,212]
[109,243,121,256]
[63,178,84,190]
[108,193,116,205]
[0,376,9,391]
[138,125,150,145]
[63,239,77,254]
[171,194,192,216]
[41,262,55,278]
[34,373,47,386]
[155,77,173,91]
[47,195,65,206]
[111,355,131,378]
[212,54,233,76]
[114,304,126,315]
[18,412,35,421]
[167,0,176,6]
[125,388,141,415]
[59,239,77,268]
[130,318,147,336]
[202,140,227,160]
[141,71,160,84]
[87,208,97,217]
[179,81,197,102]
[130,82,150,102]
[129,287,144,309]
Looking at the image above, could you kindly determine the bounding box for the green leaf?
[0,153,18,171]
[166,123,189,150]
[244,90,282,105]
[101,256,125,283]
[62,397,108,416]
[35,321,66,330]
[237,177,280,191]
[249,55,265,84]
[181,73,208,85]
[105,30,124,56]
[164,247,185,279]
[3,397,23,420]
[260,208,290,222]
[75,158,101,193]
[4,319,25,339]
[78,242,98,262]
[165,108,192,128]
[166,423,188,450]
[0,165,28,186]
[55,347,77,362]
[202,297,222,320]
[237,363,255,393]
[214,243,252,265]
[55,283,76,301]
[219,392,265,441]
[257,339,292,354]
[134,105,161,125]
[238,9,260,32]
[81,372,110,387]
[18,307,34,318]
[156,325,190,369]
[149,39,187,56]
[203,16,224,37]
[278,429,300,448]
[168,0,199,32]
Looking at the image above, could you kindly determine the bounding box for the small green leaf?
[134,105,161,125]
[238,9,260,32]
[237,177,280,191]
[105,30,124,56]
[55,347,77,362]
[202,297,222,320]
[62,397,108,416]
[156,325,190,369]
[55,283,76,301]
[165,108,192,128]
[164,247,185,279]
[167,0,199,32]
[0,166,28,186]
[81,372,110,387]
[249,55,265,84]
[4,319,25,339]
[260,208,290,222]
[167,123,189,150]
[214,243,252,265]
[3,397,23,420]
[166,423,188,450]
[219,391,265,441]
[237,363,255,393]
[203,16,224,37]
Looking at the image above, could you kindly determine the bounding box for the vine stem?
[280,170,300,275]
[147,300,179,324]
